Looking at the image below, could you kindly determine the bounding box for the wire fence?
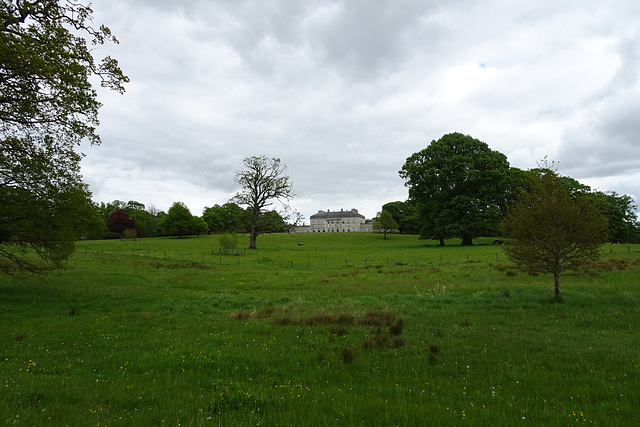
[77,245,515,269]
[76,241,638,271]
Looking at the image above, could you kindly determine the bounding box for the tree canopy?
[589,191,638,243]
[502,171,608,297]
[0,1,128,142]
[0,1,127,273]
[399,132,511,245]
[107,209,135,237]
[382,201,420,234]
[203,203,245,234]
[233,155,295,249]
[159,202,204,238]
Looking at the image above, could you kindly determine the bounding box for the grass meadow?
[1,232,639,426]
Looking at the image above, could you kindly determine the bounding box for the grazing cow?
[493,239,504,246]
[297,243,305,246]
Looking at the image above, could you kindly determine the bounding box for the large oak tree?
[399,133,511,245]
[0,1,128,273]
[233,155,294,249]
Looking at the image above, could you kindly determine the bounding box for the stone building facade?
[309,208,367,232]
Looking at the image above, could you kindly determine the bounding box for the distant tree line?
[382,132,638,245]
[85,200,288,240]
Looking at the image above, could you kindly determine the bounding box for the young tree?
[233,156,295,249]
[502,171,608,298]
[373,210,399,240]
[0,1,128,272]
[218,233,239,254]
[399,133,511,245]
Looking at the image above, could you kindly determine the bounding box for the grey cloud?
[559,29,640,179]
[561,92,640,179]
[307,0,442,80]
[81,0,640,218]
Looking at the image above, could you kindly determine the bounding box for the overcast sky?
[81,0,640,221]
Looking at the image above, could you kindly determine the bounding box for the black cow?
[493,240,504,246]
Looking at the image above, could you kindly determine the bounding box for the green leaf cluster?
[502,171,609,296]
[1,1,128,273]
[399,132,511,245]
[372,209,398,239]
[159,202,208,238]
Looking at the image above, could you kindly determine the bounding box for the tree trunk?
[438,237,445,246]
[461,235,473,246]
[554,272,560,298]
[249,208,259,249]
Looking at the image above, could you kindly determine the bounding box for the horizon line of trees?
[380,133,639,245]
[86,200,289,240]
[379,184,640,245]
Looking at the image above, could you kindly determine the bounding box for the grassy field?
[1,233,639,426]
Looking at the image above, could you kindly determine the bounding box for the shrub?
[218,233,239,254]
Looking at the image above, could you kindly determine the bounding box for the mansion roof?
[310,209,365,220]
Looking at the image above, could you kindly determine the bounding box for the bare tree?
[233,156,295,249]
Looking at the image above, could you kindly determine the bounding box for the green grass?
[1,233,639,425]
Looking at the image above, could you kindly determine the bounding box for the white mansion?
[307,208,371,232]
